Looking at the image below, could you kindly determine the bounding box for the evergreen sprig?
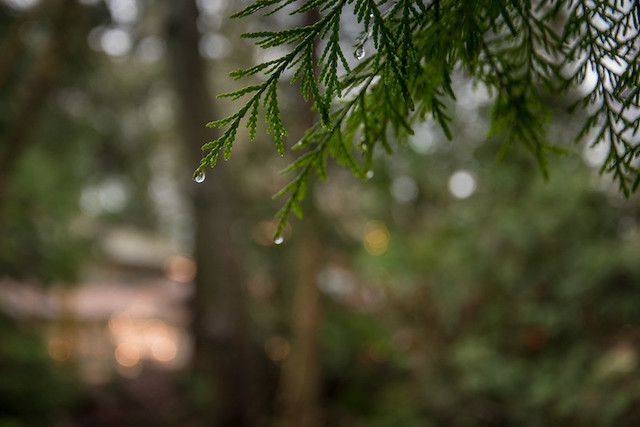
[564,0,640,195]
[196,0,640,240]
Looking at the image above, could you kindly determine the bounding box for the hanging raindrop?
[354,46,365,60]
[274,235,284,245]
[365,170,374,180]
[194,171,206,183]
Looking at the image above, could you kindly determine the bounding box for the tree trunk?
[164,2,257,425]
[277,8,324,427]
[278,223,324,427]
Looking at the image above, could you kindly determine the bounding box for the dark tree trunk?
[277,8,324,427]
[278,223,324,427]
[165,2,257,425]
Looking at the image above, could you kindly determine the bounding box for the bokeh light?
[390,175,419,204]
[151,336,178,362]
[363,220,390,256]
[448,170,477,199]
[115,342,141,367]
[164,254,197,283]
[100,28,132,57]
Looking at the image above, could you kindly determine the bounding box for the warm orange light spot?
[115,342,140,367]
[151,337,178,362]
[164,254,197,283]
[264,336,290,362]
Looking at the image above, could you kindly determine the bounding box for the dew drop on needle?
[194,171,206,183]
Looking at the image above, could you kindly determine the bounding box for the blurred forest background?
[1,0,640,426]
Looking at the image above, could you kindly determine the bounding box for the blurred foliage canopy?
[199,0,640,239]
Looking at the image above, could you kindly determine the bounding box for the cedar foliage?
[195,0,640,239]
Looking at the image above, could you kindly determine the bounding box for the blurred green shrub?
[0,313,78,426]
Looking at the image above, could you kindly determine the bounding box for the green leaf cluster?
[198,0,640,238]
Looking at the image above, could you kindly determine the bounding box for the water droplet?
[274,236,284,245]
[354,46,365,60]
[365,170,374,180]
[366,13,374,37]
[194,171,206,183]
